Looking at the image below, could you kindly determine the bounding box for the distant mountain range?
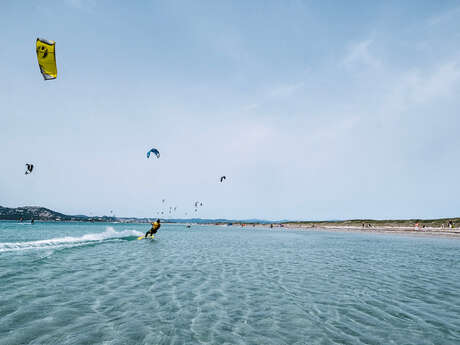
[0,206,143,222]
[0,206,70,221]
[1,205,458,227]
[0,205,275,224]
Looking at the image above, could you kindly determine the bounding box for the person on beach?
[145,219,161,238]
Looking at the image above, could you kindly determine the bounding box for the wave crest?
[0,227,143,252]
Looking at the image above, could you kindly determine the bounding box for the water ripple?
[0,223,459,344]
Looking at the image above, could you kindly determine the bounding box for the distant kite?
[220,176,226,183]
[147,148,160,159]
[36,38,57,80]
[25,164,34,175]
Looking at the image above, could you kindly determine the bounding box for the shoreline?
[2,218,460,238]
[220,223,460,238]
[287,225,460,238]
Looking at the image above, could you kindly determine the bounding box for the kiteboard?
[137,235,154,240]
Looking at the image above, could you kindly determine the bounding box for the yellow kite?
[36,38,57,80]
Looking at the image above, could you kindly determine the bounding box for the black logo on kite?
[38,46,48,58]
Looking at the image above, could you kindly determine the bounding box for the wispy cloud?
[409,60,460,104]
[342,39,382,70]
[65,0,96,11]
[386,58,460,114]
[242,103,260,111]
[241,81,305,113]
[268,81,305,98]
[428,6,460,26]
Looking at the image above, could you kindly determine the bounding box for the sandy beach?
[221,222,460,238]
[284,224,460,238]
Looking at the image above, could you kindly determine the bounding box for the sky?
[1,0,460,220]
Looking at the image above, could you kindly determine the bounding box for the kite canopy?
[220,176,226,182]
[25,163,34,175]
[147,148,160,159]
[36,38,57,80]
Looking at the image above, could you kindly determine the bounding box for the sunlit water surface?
[0,221,459,345]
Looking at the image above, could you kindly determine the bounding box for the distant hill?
[0,206,230,223]
[1,205,457,227]
[0,206,110,222]
[0,205,276,224]
[0,206,73,221]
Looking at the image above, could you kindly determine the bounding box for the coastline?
[286,224,460,238]
[217,223,460,238]
[2,204,459,238]
[221,223,460,238]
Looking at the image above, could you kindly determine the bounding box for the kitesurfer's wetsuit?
[145,220,160,237]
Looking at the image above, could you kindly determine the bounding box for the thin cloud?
[241,81,304,112]
[65,0,96,11]
[268,81,305,98]
[342,39,382,70]
[242,103,260,111]
[386,58,460,114]
[428,6,460,26]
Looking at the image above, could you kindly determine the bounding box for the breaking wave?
[0,227,142,253]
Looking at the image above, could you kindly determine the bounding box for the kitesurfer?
[25,164,34,175]
[145,219,161,238]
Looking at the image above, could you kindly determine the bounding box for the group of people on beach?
[441,220,455,229]
[416,221,455,230]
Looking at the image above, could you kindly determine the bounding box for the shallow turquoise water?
[1,221,459,345]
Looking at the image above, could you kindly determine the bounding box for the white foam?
[0,227,143,252]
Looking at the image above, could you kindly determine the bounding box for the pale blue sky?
[1,0,460,220]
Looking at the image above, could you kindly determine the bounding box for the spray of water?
[0,227,143,252]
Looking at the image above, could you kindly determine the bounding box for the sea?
[0,221,459,345]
